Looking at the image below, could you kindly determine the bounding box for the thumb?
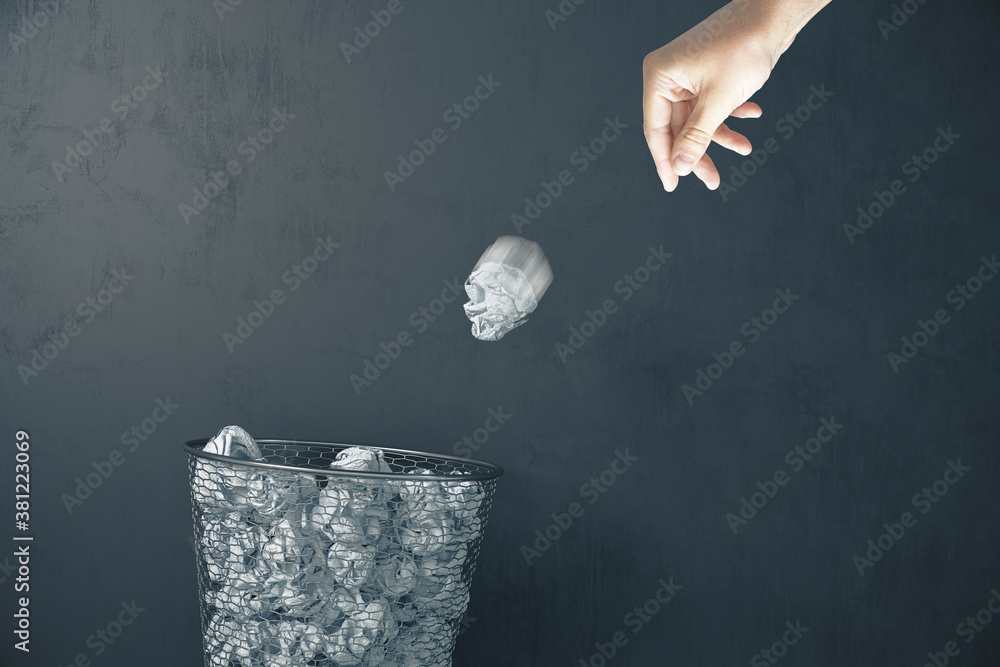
[672,89,742,176]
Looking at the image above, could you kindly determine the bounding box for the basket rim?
[183,438,504,482]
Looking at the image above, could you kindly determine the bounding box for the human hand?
[642,0,824,191]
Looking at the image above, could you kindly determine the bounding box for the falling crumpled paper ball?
[463,235,553,341]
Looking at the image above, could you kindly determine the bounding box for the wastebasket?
[184,438,503,666]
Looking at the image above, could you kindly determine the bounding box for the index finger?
[643,85,677,192]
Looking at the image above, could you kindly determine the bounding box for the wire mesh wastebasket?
[184,438,503,667]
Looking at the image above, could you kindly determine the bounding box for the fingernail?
[673,154,694,175]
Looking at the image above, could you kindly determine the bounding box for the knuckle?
[682,126,714,147]
[642,52,658,76]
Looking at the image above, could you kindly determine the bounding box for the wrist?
[738,0,830,64]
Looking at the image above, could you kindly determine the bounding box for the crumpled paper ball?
[463,236,553,341]
[244,470,317,519]
[332,446,392,473]
[204,612,263,667]
[204,425,263,460]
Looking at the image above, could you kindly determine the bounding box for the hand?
[642,0,801,191]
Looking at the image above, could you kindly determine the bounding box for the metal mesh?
[186,440,501,667]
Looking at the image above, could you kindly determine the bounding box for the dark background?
[1,0,999,665]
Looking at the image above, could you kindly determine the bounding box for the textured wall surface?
[1,0,998,665]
